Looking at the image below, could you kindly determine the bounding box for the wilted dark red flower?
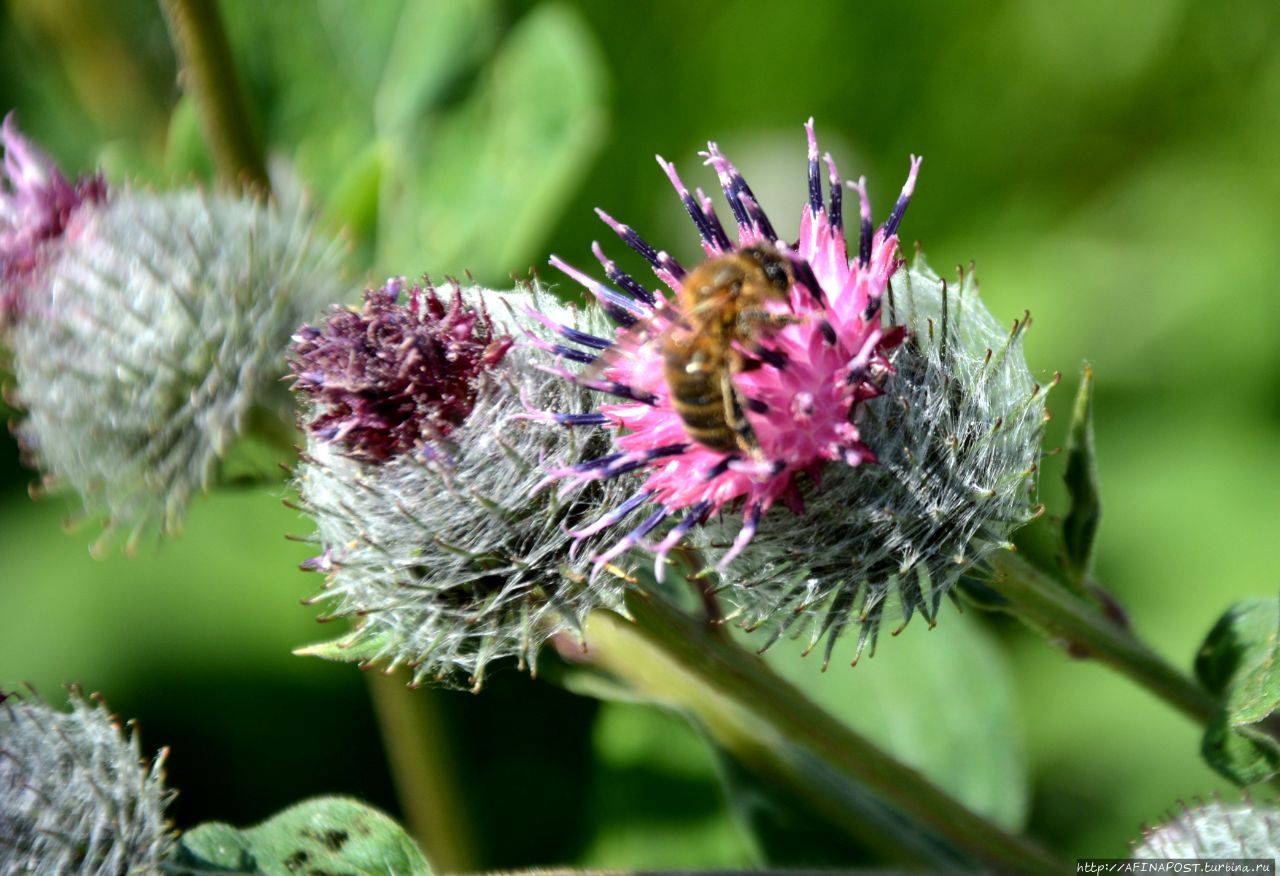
[290,277,514,461]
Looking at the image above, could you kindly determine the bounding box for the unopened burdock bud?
[1,119,346,550]
[292,281,636,690]
[1133,799,1280,861]
[0,686,174,875]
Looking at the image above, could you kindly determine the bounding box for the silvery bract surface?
[0,688,173,875]
[295,286,636,690]
[10,186,345,551]
[1134,801,1280,861]
[703,256,1047,663]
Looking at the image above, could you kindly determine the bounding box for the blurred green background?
[2,0,1279,868]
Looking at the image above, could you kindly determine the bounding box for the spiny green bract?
[702,255,1049,665]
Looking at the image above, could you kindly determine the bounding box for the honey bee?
[657,244,796,455]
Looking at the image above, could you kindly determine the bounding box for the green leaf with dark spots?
[174,796,431,875]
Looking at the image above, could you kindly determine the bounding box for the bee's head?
[742,244,793,294]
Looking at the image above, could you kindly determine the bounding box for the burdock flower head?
[0,686,174,873]
[0,117,346,551]
[534,120,1046,660]
[291,278,633,690]
[705,256,1048,662]
[539,121,913,577]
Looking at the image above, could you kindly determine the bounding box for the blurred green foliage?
[2,0,1280,867]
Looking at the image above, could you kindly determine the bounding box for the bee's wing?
[577,313,670,383]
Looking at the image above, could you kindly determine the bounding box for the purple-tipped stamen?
[842,328,885,386]
[655,249,686,282]
[750,344,789,370]
[595,208,684,290]
[513,408,610,428]
[593,443,688,480]
[701,143,779,242]
[523,306,613,350]
[549,255,646,327]
[549,344,596,365]
[805,119,823,217]
[853,176,873,267]
[883,155,922,238]
[716,501,762,571]
[659,155,730,255]
[780,246,825,305]
[591,506,671,579]
[694,187,733,252]
[651,500,712,582]
[570,488,655,538]
[819,319,837,345]
[824,153,843,232]
[591,241,655,305]
[735,191,779,244]
[535,362,660,406]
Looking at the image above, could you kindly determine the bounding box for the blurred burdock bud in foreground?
[705,257,1049,663]
[1133,799,1280,861]
[291,279,634,690]
[0,116,346,552]
[0,686,174,874]
[534,120,1046,661]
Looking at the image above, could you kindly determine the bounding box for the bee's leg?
[722,370,765,461]
[738,310,803,331]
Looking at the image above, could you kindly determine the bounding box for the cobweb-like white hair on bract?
[0,687,174,875]
[701,255,1050,665]
[293,284,641,691]
[10,180,345,553]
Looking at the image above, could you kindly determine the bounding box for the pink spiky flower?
[0,113,106,326]
[534,120,921,580]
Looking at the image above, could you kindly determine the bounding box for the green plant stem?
[159,0,269,192]
[989,551,1217,727]
[365,672,478,874]
[585,593,1065,875]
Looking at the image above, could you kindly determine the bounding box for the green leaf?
[174,796,431,875]
[579,702,756,868]
[703,615,1027,865]
[162,96,214,183]
[708,745,881,867]
[1194,597,1280,784]
[752,614,1029,832]
[1061,364,1101,585]
[1201,716,1280,786]
[376,2,607,279]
